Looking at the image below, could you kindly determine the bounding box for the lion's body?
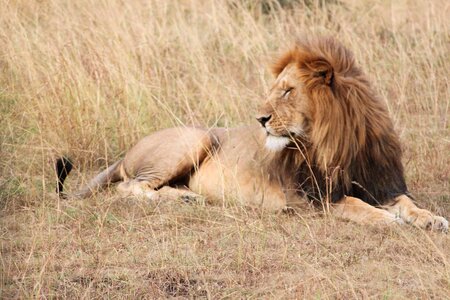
[188,125,293,210]
[56,37,448,231]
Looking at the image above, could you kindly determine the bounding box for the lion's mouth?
[263,128,308,151]
[264,134,291,151]
[265,130,295,139]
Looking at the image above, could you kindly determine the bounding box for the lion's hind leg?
[116,127,216,202]
[117,180,157,199]
[156,186,204,203]
[384,195,448,232]
[117,180,203,203]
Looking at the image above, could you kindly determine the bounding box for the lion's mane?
[269,37,408,205]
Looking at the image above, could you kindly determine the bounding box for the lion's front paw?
[431,216,449,233]
[408,209,433,229]
[407,209,448,232]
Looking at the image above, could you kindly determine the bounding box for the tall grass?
[1,0,449,298]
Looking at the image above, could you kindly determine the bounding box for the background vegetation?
[1,0,449,298]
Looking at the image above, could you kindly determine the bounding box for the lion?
[56,37,448,232]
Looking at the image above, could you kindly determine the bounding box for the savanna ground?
[1,0,449,298]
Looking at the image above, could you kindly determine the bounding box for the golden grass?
[1,0,449,298]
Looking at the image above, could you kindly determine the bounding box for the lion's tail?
[55,157,123,199]
[55,157,73,197]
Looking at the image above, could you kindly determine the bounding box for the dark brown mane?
[271,37,408,205]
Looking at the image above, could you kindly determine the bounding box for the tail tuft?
[55,157,73,197]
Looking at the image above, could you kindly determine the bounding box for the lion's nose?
[256,114,272,127]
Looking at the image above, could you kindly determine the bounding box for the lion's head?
[257,37,407,205]
[258,37,392,171]
[258,38,356,156]
[256,61,312,152]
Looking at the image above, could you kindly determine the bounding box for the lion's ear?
[304,58,334,86]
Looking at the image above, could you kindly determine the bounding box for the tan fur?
[63,37,448,232]
[332,197,401,225]
[385,195,448,231]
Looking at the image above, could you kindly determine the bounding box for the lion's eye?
[282,88,293,98]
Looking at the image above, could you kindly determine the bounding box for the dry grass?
[1,0,449,298]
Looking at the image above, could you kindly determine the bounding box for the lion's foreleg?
[383,195,448,232]
[332,196,403,226]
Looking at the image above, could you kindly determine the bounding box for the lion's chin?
[265,135,290,151]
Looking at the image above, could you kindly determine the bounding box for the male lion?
[56,37,448,232]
